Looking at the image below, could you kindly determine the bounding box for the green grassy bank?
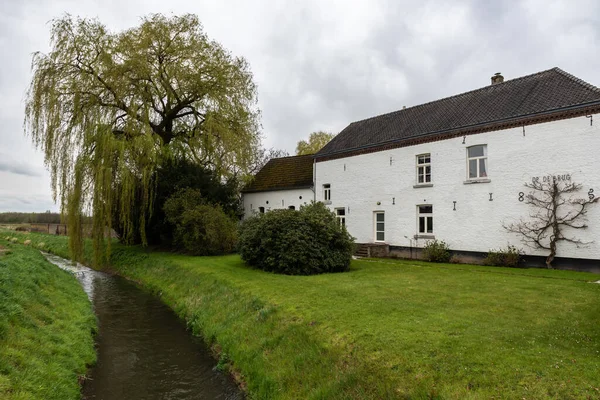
[0,238,96,400]
[4,231,600,399]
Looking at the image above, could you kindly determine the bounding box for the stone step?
[354,244,370,257]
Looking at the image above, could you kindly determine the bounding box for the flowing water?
[44,253,243,400]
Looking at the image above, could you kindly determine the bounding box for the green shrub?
[163,188,237,255]
[238,202,355,275]
[422,239,451,263]
[449,254,462,264]
[112,158,239,246]
[484,245,523,268]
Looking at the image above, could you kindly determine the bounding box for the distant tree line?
[0,212,62,224]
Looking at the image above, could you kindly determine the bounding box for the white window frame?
[417,205,434,236]
[466,145,488,181]
[336,208,346,227]
[323,184,331,202]
[416,153,432,184]
[374,211,385,242]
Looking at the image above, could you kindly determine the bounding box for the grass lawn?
[0,238,96,400]
[4,231,600,399]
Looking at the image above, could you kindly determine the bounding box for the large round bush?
[238,202,355,275]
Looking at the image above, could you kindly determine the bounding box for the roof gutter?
[315,100,600,159]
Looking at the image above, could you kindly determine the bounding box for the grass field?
[3,231,600,399]
[0,237,96,400]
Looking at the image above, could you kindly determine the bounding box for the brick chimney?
[491,72,504,85]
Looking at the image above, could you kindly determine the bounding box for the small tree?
[296,131,335,155]
[504,178,598,268]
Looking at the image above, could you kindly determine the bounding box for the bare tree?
[249,147,290,175]
[233,147,289,203]
[504,178,598,268]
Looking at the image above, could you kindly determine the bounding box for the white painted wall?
[315,114,600,260]
[242,188,314,218]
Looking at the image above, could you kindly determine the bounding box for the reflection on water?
[44,253,96,300]
[44,253,243,400]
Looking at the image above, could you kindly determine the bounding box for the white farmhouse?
[313,68,600,271]
[242,154,314,217]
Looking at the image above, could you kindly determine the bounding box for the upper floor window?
[258,207,265,214]
[323,184,331,201]
[467,145,487,179]
[416,154,431,184]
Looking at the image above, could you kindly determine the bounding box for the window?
[323,184,331,201]
[374,212,385,241]
[467,145,487,179]
[259,207,265,214]
[288,206,295,210]
[417,205,433,235]
[336,208,346,227]
[416,153,431,184]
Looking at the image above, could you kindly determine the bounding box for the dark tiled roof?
[317,68,600,158]
[242,154,314,193]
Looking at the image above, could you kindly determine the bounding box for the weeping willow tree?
[24,14,261,265]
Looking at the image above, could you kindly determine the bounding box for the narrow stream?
[44,253,243,400]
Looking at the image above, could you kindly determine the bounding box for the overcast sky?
[1,0,599,212]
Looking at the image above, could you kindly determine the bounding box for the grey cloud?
[253,0,600,153]
[2,0,600,211]
[0,157,41,177]
[0,193,57,212]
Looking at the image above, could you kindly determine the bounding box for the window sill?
[463,178,491,184]
[415,234,435,240]
[413,183,433,188]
